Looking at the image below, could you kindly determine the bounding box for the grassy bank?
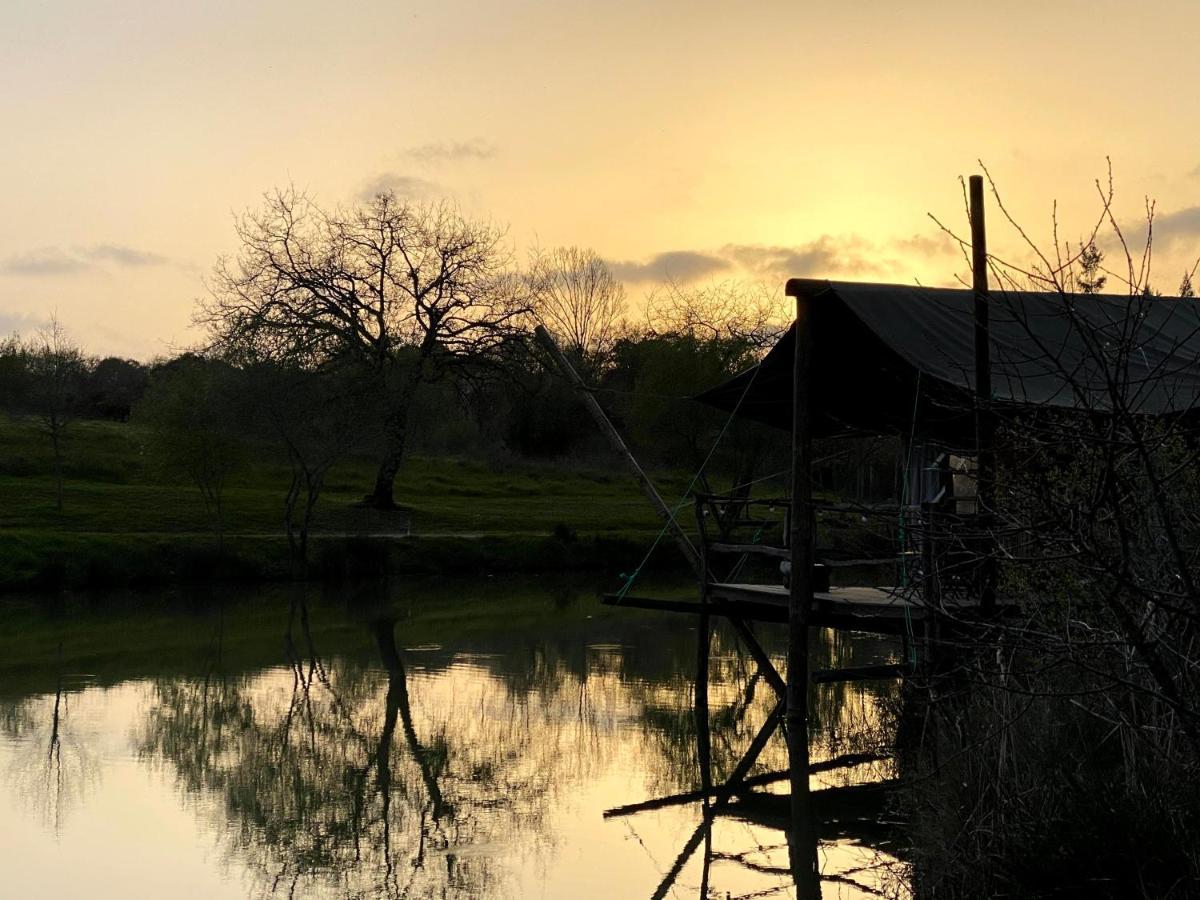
[0,413,691,591]
[0,529,675,591]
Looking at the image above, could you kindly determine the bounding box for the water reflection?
[0,578,909,899]
[3,654,98,833]
[138,611,576,897]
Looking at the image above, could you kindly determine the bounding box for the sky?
[3,0,1200,358]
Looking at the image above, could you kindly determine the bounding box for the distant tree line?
[0,189,898,552]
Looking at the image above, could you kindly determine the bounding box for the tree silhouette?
[200,189,529,509]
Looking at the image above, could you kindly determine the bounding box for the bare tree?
[528,246,625,366]
[199,189,529,509]
[25,316,87,512]
[642,278,788,352]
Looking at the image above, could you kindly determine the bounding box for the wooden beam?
[708,541,790,560]
[818,557,903,568]
[533,325,702,577]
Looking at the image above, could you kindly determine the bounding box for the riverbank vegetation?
[895,177,1200,898]
[0,193,899,592]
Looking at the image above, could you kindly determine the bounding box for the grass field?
[0,414,693,590]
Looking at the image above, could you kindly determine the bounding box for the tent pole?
[970,175,997,612]
[786,289,820,896]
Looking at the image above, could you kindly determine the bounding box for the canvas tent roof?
[695,279,1200,444]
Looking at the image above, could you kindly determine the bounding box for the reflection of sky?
[0,632,904,899]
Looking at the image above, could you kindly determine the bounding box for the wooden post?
[786,292,820,895]
[533,325,702,577]
[969,175,997,612]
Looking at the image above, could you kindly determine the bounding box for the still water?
[0,576,908,899]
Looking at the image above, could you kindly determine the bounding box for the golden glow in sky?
[3,0,1200,356]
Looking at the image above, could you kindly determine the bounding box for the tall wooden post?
[969,175,997,612]
[786,292,820,895]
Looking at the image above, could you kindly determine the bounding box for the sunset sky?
[3,0,1200,358]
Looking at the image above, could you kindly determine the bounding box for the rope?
[728,468,789,494]
[616,360,765,600]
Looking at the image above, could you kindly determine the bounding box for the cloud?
[0,243,167,277]
[891,233,958,259]
[85,244,167,266]
[606,234,955,287]
[1147,205,1200,249]
[1,248,91,276]
[720,232,957,281]
[607,250,731,283]
[722,236,900,279]
[357,172,442,202]
[0,310,51,336]
[403,138,496,164]
[1105,205,1200,262]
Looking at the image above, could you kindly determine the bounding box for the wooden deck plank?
[605,583,1002,635]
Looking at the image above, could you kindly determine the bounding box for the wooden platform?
[605,582,994,635]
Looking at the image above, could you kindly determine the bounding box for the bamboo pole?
[786,292,820,896]
[969,175,997,612]
[532,325,702,576]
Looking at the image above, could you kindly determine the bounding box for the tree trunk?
[51,427,63,512]
[363,404,411,510]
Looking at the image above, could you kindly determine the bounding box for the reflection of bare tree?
[138,600,612,898]
[1,649,96,832]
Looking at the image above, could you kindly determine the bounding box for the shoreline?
[0,529,690,593]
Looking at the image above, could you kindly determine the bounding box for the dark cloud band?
[1,244,167,277]
[356,173,442,202]
[606,250,731,283]
[606,233,953,286]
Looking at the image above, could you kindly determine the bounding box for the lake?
[0,575,908,899]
